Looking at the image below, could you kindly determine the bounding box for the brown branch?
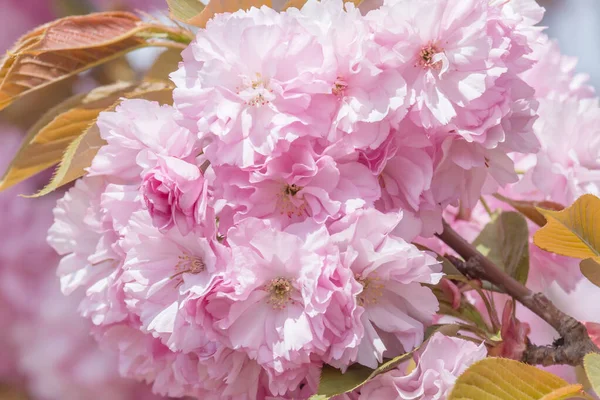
[436,219,599,366]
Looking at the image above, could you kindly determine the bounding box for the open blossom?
[291,0,409,149]
[329,209,442,368]
[520,34,595,101]
[90,99,198,182]
[140,155,208,235]
[172,6,339,169]
[47,177,120,296]
[200,218,361,394]
[214,139,381,232]
[121,210,227,347]
[357,333,487,399]
[368,0,506,130]
[522,97,600,206]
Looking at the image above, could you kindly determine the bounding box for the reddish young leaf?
[0,12,191,111]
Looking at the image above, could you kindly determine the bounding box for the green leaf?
[449,358,594,400]
[167,0,205,23]
[473,211,530,284]
[312,324,459,399]
[584,353,600,396]
[30,80,174,197]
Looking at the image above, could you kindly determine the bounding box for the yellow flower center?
[266,277,294,309]
[356,274,385,306]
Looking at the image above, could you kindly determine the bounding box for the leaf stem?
[436,219,600,366]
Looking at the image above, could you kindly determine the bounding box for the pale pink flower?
[358,333,487,400]
[369,0,506,129]
[291,0,409,149]
[521,35,595,101]
[140,155,208,235]
[214,140,380,231]
[93,323,209,398]
[47,177,121,296]
[90,99,198,181]
[13,277,162,400]
[201,218,360,394]
[361,120,441,237]
[528,97,600,206]
[172,6,339,168]
[329,209,442,368]
[431,138,518,212]
[121,211,228,347]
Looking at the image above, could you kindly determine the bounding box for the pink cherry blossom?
[291,0,409,149]
[172,6,339,169]
[140,155,209,235]
[214,139,380,232]
[90,99,198,182]
[369,0,506,129]
[48,177,121,296]
[200,218,360,394]
[329,209,442,368]
[521,35,595,101]
[121,210,228,348]
[358,333,487,400]
[529,97,600,206]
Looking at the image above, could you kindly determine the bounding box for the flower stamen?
[276,183,307,218]
[417,43,443,70]
[332,77,348,97]
[236,73,274,106]
[356,274,385,306]
[171,254,205,280]
[265,277,294,309]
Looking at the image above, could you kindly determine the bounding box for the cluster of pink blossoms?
[46,0,559,398]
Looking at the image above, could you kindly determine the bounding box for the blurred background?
[541,0,600,90]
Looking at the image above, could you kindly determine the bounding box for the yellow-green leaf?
[312,324,459,399]
[534,194,600,260]
[449,358,592,400]
[31,80,175,197]
[188,0,272,28]
[584,353,600,396]
[0,81,138,192]
[580,258,600,288]
[167,0,206,23]
[473,211,530,284]
[0,12,191,111]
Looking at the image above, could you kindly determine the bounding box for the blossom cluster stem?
[436,219,600,366]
